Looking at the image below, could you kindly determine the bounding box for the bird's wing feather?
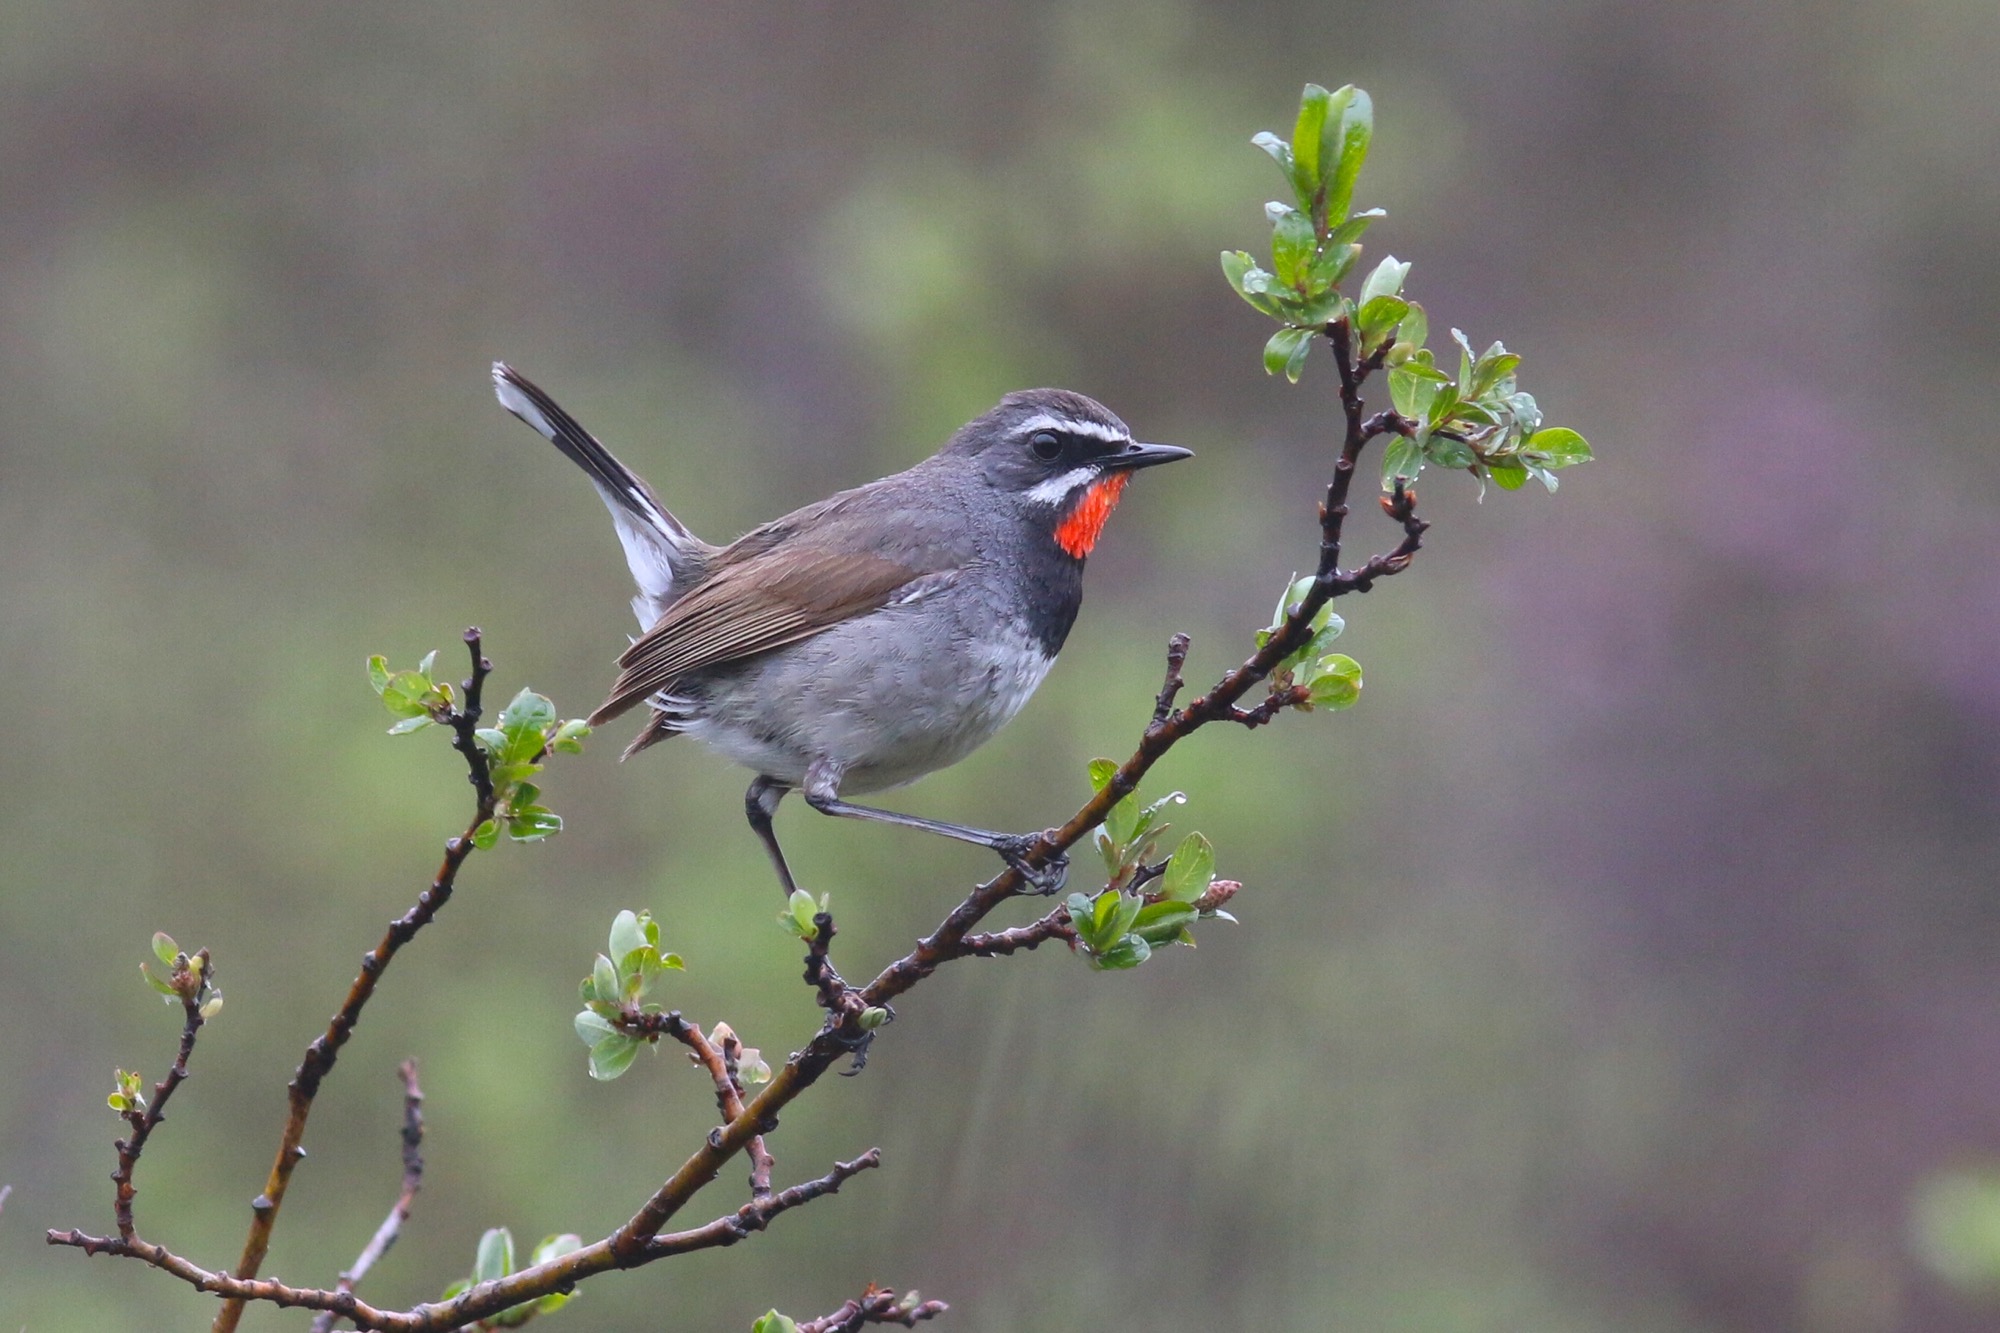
[590,546,924,724]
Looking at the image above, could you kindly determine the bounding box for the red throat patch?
[1053,471,1132,559]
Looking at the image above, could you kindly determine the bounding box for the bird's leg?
[745,775,802,898]
[800,761,1069,894]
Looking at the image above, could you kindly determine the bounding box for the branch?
[797,1283,950,1332]
[212,631,493,1333]
[110,951,214,1242]
[309,1061,427,1333]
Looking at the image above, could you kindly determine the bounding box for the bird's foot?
[994,834,1069,895]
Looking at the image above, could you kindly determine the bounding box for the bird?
[491,362,1190,895]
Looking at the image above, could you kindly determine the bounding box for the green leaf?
[1401,302,1428,353]
[1264,326,1310,378]
[1251,132,1304,206]
[1489,459,1529,491]
[471,819,500,851]
[474,1227,515,1284]
[1131,901,1200,946]
[506,807,562,841]
[141,962,177,996]
[1325,209,1384,250]
[417,649,438,677]
[1358,254,1409,306]
[608,910,647,964]
[1087,757,1119,793]
[1308,654,1363,709]
[1524,426,1593,467]
[1270,209,1315,289]
[1104,892,1143,942]
[533,1233,583,1267]
[1388,366,1438,421]
[588,1033,641,1080]
[386,715,431,736]
[1162,832,1216,902]
[1323,86,1373,223]
[1093,936,1151,970]
[1472,354,1521,400]
[499,688,555,736]
[1288,84,1333,196]
[753,1314,801,1333]
[367,656,392,696]
[1220,249,1255,297]
[1356,295,1409,345]
[1308,242,1360,290]
[473,727,507,753]
[1283,327,1312,382]
[1307,84,1356,229]
[1381,434,1423,488]
[590,954,618,1005]
[785,888,820,939]
[574,1009,618,1045]
[151,932,178,965]
[1426,435,1479,471]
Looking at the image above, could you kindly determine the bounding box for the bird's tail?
[491,362,713,622]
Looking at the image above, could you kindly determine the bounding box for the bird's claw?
[995,835,1069,895]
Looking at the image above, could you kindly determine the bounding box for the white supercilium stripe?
[1014,413,1130,445]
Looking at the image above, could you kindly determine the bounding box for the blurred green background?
[5,2,2000,1330]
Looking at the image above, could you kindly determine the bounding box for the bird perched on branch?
[493,363,1189,894]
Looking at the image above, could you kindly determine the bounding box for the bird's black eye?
[1030,430,1063,460]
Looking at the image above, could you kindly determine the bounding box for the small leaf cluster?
[140,932,223,1018]
[1071,764,1235,970]
[573,910,683,1081]
[106,1068,147,1115]
[1381,329,1593,495]
[368,650,457,735]
[471,689,589,848]
[709,1020,773,1088]
[1221,83,1384,382]
[440,1228,583,1326]
[1226,83,1595,490]
[777,888,830,942]
[1086,757,1186,891]
[751,1295,931,1333]
[1260,575,1363,711]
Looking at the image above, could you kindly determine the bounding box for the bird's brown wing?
[590,544,924,724]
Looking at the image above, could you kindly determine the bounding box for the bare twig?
[309,1061,427,1333]
[797,1283,950,1332]
[1151,632,1191,726]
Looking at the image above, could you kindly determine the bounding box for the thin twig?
[797,1283,950,1332]
[309,1061,427,1333]
[113,951,214,1240]
[1151,632,1191,726]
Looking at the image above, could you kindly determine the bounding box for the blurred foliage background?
[4,2,1999,1330]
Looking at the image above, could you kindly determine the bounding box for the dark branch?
[309,1061,427,1333]
[640,1151,880,1260]
[797,1283,950,1332]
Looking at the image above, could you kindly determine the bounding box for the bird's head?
[948,389,1192,559]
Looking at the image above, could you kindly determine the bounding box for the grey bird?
[492,362,1190,894]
